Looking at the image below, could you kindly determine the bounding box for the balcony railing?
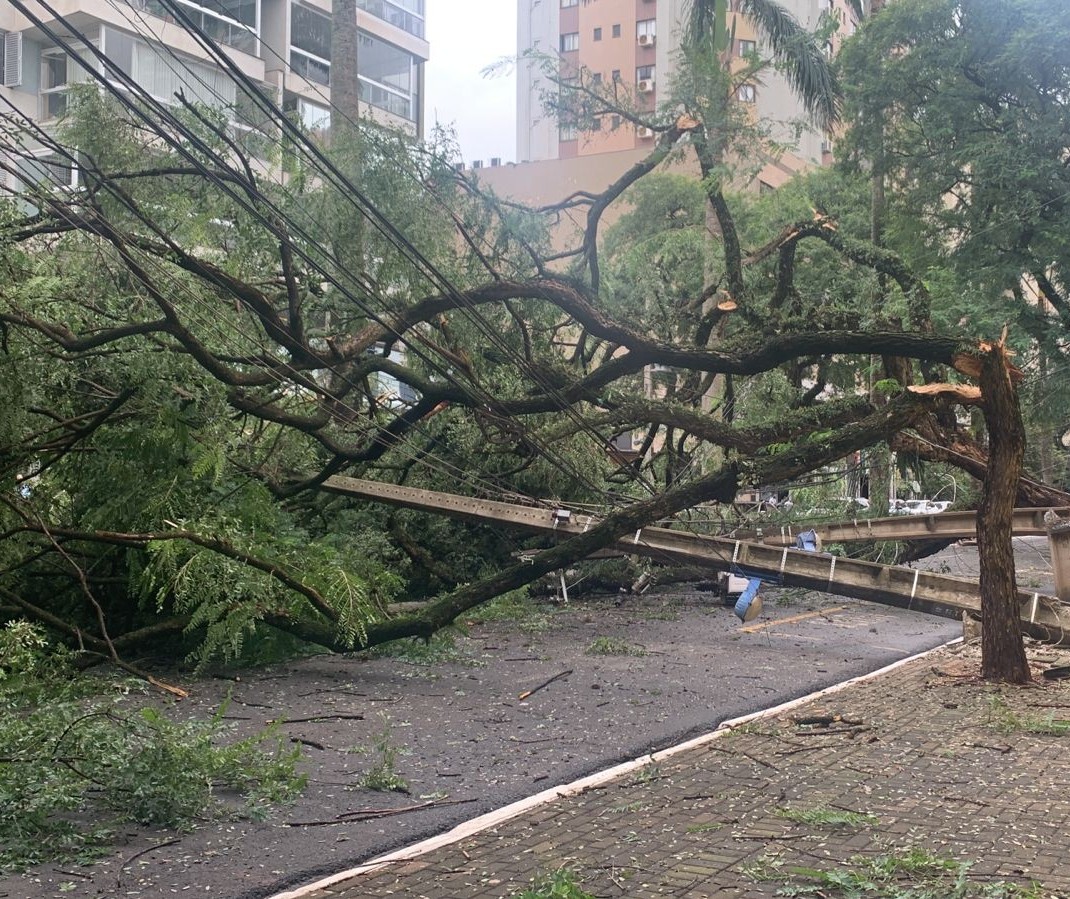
[356,0,425,39]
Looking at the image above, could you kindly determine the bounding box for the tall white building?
[0,0,429,184]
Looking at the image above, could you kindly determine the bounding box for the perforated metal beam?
[726,507,1068,546]
[320,476,1069,640]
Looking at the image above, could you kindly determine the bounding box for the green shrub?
[585,636,647,656]
[0,622,305,872]
[514,868,597,899]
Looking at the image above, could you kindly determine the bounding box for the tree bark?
[331,0,360,136]
[977,341,1032,683]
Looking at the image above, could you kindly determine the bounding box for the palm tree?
[680,0,842,443]
[680,0,842,308]
[685,0,841,129]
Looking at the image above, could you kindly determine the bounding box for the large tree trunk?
[331,0,360,135]
[977,340,1031,683]
[329,0,365,302]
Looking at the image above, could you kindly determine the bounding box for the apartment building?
[517,0,857,167]
[0,0,428,184]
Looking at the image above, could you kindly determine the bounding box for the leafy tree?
[0,3,1060,687]
[841,0,1070,339]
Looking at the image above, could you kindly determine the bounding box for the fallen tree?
[0,0,1066,685]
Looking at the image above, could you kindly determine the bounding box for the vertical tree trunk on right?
[977,340,1031,683]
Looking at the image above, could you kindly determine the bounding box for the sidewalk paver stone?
[293,642,1070,898]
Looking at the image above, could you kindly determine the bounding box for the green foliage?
[987,696,1070,737]
[356,715,408,793]
[774,805,878,828]
[838,0,1070,441]
[758,847,1042,898]
[872,379,903,399]
[138,517,402,670]
[0,623,305,872]
[514,868,597,899]
[585,636,648,657]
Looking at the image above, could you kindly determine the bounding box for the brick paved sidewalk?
[282,642,1070,899]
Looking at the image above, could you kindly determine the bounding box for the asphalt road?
[3,584,963,899]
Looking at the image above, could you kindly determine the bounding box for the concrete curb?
[269,637,961,899]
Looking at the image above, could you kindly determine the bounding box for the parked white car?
[890,499,952,516]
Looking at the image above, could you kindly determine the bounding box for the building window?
[355,0,425,39]
[561,0,578,6]
[2,31,23,87]
[41,48,94,120]
[737,83,756,102]
[612,23,621,38]
[21,151,80,190]
[560,122,578,140]
[637,64,655,82]
[560,31,579,52]
[358,31,420,121]
[290,2,332,86]
[637,18,656,41]
[286,96,331,132]
[144,0,259,55]
[593,27,602,41]
[102,28,237,111]
[611,68,621,81]
[611,114,621,129]
[591,72,602,85]
[738,39,756,56]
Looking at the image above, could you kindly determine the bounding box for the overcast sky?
[423,1,517,165]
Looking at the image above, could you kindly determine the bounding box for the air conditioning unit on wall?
[637,78,655,93]
[637,126,655,139]
[638,33,655,47]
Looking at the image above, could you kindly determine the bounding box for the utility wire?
[7,0,621,504]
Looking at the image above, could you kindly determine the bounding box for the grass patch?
[639,601,681,621]
[629,763,662,785]
[355,715,408,793]
[748,847,1042,898]
[775,805,878,828]
[467,589,553,634]
[368,631,478,667]
[610,800,649,814]
[514,867,596,899]
[774,587,811,607]
[686,821,727,833]
[988,696,1070,736]
[585,636,647,657]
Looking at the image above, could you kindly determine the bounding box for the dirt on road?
[4,584,960,899]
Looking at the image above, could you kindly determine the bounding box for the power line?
[6,0,625,505]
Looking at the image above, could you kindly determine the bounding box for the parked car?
[890,499,952,516]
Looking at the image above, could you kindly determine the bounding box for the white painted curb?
[270,638,961,899]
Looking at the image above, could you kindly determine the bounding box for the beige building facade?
[516,0,858,167]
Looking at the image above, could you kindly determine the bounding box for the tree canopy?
[0,0,1065,676]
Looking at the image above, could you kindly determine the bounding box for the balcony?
[356,0,424,39]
